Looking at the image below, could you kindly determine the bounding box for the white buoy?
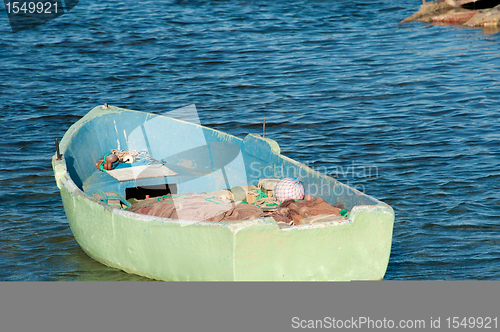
[123,154,135,163]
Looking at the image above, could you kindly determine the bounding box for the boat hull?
[53,106,394,281]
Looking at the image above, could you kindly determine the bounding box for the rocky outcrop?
[464,4,500,26]
[400,1,454,23]
[421,8,478,23]
[400,0,500,27]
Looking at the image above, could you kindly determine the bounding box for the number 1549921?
[446,317,497,329]
[5,2,58,14]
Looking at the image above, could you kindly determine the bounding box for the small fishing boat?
[52,105,394,281]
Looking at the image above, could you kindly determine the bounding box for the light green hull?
[52,105,394,281]
[54,158,394,281]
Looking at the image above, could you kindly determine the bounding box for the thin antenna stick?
[55,138,61,160]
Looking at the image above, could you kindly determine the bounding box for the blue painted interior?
[61,106,379,210]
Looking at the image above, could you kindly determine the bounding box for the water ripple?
[1,0,499,280]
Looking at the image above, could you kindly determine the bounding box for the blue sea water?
[0,0,499,281]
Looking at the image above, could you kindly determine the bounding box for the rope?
[99,153,111,172]
[135,150,167,165]
[157,194,191,203]
[150,190,280,209]
[254,197,279,209]
[99,153,121,172]
[111,149,139,162]
[94,190,131,210]
[249,188,268,200]
[99,150,165,173]
[205,196,234,204]
[340,209,350,218]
